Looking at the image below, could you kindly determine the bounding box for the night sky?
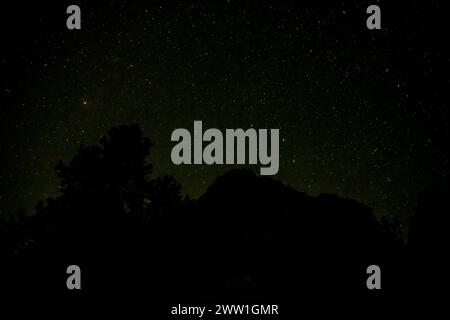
[1,1,448,233]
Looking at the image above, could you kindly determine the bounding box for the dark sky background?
[0,1,448,233]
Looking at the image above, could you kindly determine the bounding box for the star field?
[1,1,448,235]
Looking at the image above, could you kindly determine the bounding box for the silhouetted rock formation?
[188,170,392,296]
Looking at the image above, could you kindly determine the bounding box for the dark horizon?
[1,124,448,296]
